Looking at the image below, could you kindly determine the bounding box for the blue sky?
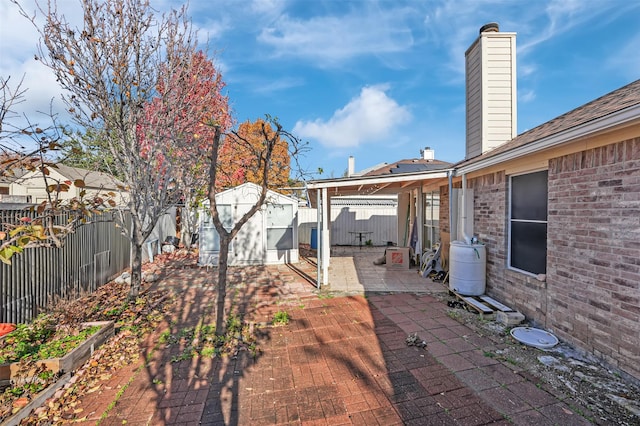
[2,0,640,179]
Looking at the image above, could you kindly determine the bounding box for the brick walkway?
[35,255,592,425]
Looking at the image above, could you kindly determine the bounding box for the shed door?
[200,205,233,255]
[232,204,264,264]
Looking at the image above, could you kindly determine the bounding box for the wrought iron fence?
[0,209,132,323]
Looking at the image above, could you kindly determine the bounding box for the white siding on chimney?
[465,30,517,159]
[466,39,482,158]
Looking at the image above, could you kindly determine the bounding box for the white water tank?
[449,241,486,295]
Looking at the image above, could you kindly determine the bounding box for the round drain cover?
[510,327,558,349]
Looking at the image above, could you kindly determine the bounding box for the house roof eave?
[455,102,640,176]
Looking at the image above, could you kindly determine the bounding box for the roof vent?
[479,22,499,34]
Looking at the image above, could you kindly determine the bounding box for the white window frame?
[423,191,440,250]
[266,204,294,250]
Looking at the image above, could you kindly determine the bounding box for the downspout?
[460,173,472,244]
[448,170,453,241]
[316,189,321,288]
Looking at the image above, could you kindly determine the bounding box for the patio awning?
[305,169,451,208]
[304,169,452,288]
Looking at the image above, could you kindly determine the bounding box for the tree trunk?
[128,243,143,299]
[215,235,231,337]
[180,199,197,250]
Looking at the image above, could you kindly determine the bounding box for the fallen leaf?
[86,385,101,394]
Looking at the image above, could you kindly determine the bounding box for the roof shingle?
[457,79,640,167]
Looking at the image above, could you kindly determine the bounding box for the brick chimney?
[465,22,517,159]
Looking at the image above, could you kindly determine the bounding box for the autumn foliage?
[138,50,232,174]
[218,119,290,191]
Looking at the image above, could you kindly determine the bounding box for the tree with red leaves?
[20,0,308,334]
[20,0,225,297]
[139,50,231,249]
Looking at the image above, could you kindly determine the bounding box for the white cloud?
[252,76,305,94]
[419,0,637,83]
[0,1,70,135]
[257,9,414,65]
[293,85,411,149]
[250,0,289,16]
[519,89,536,103]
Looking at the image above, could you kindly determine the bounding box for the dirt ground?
[441,299,640,426]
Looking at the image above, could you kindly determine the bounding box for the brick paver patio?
[28,252,593,425]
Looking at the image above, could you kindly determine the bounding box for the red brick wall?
[465,172,550,324]
[547,137,640,379]
[452,137,640,380]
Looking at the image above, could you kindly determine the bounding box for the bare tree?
[15,0,213,297]
[207,117,307,336]
[1,75,113,264]
[0,75,34,175]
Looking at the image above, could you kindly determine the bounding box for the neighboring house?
[0,178,9,196]
[199,183,299,266]
[9,163,128,206]
[307,23,640,381]
[0,168,29,204]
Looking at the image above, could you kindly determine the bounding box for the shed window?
[202,205,233,228]
[509,171,547,274]
[266,204,293,250]
[266,204,292,227]
[267,228,293,250]
[201,205,233,251]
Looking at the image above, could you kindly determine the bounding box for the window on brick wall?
[509,170,547,274]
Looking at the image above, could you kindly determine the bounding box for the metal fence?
[298,198,398,247]
[0,209,132,324]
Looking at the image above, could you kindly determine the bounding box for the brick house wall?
[547,137,640,379]
[441,137,640,380]
[464,172,551,325]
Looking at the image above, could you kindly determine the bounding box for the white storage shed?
[199,183,299,266]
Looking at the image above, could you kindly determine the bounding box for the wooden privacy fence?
[0,209,131,324]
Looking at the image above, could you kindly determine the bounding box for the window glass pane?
[432,225,440,248]
[266,204,292,227]
[424,192,440,225]
[423,192,441,250]
[511,222,547,274]
[267,228,293,250]
[511,171,548,221]
[201,227,220,251]
[218,205,233,228]
[202,205,233,228]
